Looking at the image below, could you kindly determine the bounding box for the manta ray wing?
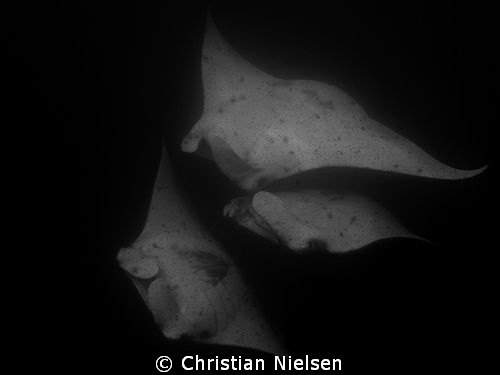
[182,15,486,191]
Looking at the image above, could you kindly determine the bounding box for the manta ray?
[117,146,285,354]
[223,190,427,253]
[182,15,485,192]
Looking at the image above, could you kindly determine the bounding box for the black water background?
[7,1,494,372]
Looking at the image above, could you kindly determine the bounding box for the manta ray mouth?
[307,239,328,252]
[128,274,155,310]
[246,201,276,235]
[223,197,280,244]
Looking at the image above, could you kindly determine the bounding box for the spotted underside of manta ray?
[224,190,425,254]
[182,15,486,191]
[180,14,486,254]
[117,146,285,355]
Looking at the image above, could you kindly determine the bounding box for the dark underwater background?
[6,0,494,372]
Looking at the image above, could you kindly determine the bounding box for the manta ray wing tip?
[454,164,488,179]
[472,164,488,176]
[417,163,488,180]
[204,9,221,42]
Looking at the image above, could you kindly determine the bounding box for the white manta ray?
[182,15,486,191]
[224,190,426,254]
[117,146,285,355]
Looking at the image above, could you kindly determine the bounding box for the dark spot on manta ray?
[349,216,357,225]
[279,119,285,124]
[289,150,295,155]
[218,108,224,114]
[327,212,333,219]
[283,136,289,143]
[191,251,229,286]
[315,113,320,119]
[323,100,335,110]
[393,164,399,169]
[308,239,327,251]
